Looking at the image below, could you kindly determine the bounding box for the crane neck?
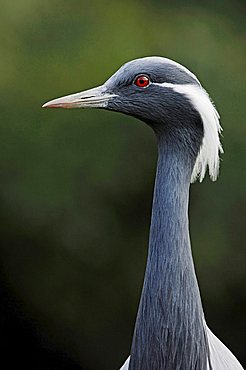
[129,131,210,370]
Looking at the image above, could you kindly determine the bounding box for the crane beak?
[42,85,117,109]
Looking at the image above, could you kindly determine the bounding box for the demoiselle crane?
[43,57,243,370]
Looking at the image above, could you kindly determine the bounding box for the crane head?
[42,56,223,182]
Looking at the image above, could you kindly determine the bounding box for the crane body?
[43,57,243,370]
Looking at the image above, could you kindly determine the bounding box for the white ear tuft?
[156,82,223,183]
[178,85,223,183]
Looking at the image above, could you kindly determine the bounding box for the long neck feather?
[129,132,210,370]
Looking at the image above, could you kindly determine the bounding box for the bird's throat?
[129,134,209,370]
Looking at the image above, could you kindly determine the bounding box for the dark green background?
[0,1,245,369]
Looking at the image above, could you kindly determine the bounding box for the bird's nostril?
[80,95,96,100]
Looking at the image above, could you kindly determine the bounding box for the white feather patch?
[206,326,244,369]
[154,82,223,183]
[119,356,130,370]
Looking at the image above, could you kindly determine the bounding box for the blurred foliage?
[0,0,245,369]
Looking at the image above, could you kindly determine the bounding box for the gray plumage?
[43,56,243,370]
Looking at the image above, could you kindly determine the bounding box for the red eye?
[134,75,150,88]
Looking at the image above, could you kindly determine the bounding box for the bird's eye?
[134,75,150,88]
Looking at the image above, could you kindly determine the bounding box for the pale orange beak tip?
[42,102,72,109]
[42,102,53,108]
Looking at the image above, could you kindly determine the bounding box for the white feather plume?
[155,82,223,183]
